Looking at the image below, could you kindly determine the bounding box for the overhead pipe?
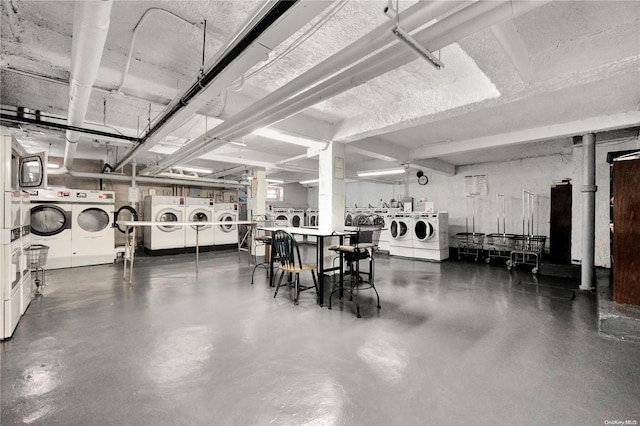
[68,170,247,189]
[141,0,467,174]
[157,0,549,171]
[580,133,597,291]
[50,0,114,175]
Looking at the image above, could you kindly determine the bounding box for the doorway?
[549,180,572,264]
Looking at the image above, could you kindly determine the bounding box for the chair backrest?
[353,220,383,249]
[272,230,303,269]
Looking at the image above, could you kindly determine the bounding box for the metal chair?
[272,230,319,305]
[250,214,275,284]
[329,218,382,318]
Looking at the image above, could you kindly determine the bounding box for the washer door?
[275,214,288,226]
[310,215,317,226]
[291,214,301,227]
[415,219,435,241]
[218,213,236,232]
[77,207,111,233]
[390,219,408,239]
[30,205,70,236]
[345,214,352,226]
[190,210,211,230]
[156,209,180,232]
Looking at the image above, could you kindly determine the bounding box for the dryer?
[413,212,449,261]
[185,197,215,248]
[143,196,185,252]
[30,189,73,269]
[289,208,305,242]
[389,213,413,258]
[213,203,238,247]
[272,207,290,227]
[306,208,318,227]
[71,190,115,267]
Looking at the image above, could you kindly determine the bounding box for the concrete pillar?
[318,142,346,273]
[249,167,267,256]
[580,133,597,291]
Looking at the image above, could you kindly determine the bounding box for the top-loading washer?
[30,189,73,269]
[272,207,291,227]
[185,197,215,248]
[71,190,115,267]
[213,203,238,247]
[306,208,318,227]
[143,195,185,252]
[413,212,449,261]
[388,213,413,258]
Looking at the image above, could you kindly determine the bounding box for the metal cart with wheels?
[457,195,484,261]
[486,193,515,263]
[507,235,546,274]
[25,244,49,294]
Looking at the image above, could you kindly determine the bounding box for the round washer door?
[276,214,288,226]
[78,208,111,233]
[391,219,408,239]
[30,205,70,236]
[156,209,180,232]
[190,210,211,230]
[415,219,435,241]
[218,213,237,232]
[345,214,352,226]
[310,215,317,226]
[291,214,302,227]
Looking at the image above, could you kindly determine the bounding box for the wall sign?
[465,174,488,196]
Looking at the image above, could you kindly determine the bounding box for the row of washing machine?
[29,188,116,270]
[388,212,449,261]
[143,196,239,252]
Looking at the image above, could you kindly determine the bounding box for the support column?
[580,133,597,291]
[249,167,267,256]
[318,142,346,233]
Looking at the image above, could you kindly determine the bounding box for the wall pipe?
[580,133,597,291]
[50,0,114,175]
[68,170,247,189]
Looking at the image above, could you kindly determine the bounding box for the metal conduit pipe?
[163,0,548,170]
[580,133,597,291]
[142,1,466,174]
[50,0,114,175]
[68,170,247,189]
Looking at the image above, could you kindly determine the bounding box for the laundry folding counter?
[258,226,355,306]
[117,220,256,284]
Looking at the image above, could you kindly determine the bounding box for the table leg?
[339,235,344,299]
[196,227,199,274]
[318,237,324,306]
[269,239,275,287]
[123,225,129,280]
[128,228,135,284]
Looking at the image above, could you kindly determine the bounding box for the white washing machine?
[351,208,372,226]
[389,213,413,258]
[20,190,32,313]
[185,197,215,248]
[143,196,185,251]
[2,243,22,338]
[272,207,291,227]
[289,208,305,242]
[344,207,358,226]
[30,189,73,269]
[413,212,449,261]
[306,208,318,227]
[213,203,238,247]
[71,190,115,267]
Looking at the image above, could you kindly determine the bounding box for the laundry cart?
[506,190,546,274]
[456,195,484,261]
[25,244,49,294]
[485,194,516,263]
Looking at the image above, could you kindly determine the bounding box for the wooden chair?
[272,230,318,305]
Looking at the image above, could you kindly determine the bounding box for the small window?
[267,185,283,202]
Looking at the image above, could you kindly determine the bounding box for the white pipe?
[161,0,549,170]
[50,0,113,174]
[580,133,597,291]
[68,170,246,188]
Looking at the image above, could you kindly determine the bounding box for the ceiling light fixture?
[266,178,284,184]
[47,163,60,169]
[230,141,247,147]
[252,128,327,150]
[357,167,406,177]
[392,26,444,70]
[173,166,213,174]
[299,178,319,185]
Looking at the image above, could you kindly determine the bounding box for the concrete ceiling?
[1,0,639,185]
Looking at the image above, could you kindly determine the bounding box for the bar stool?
[250,214,275,285]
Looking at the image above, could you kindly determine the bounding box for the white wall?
[273,183,308,208]
[345,181,402,208]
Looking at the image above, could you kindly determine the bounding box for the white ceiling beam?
[491,20,532,83]
[408,159,455,176]
[411,111,640,159]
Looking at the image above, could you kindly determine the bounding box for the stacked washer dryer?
[71,190,115,267]
[30,189,73,269]
[413,211,449,261]
[143,195,185,253]
[185,197,215,250]
[213,203,238,248]
[389,212,413,257]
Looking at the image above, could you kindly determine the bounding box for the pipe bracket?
[581,185,598,193]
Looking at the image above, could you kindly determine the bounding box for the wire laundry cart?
[485,193,516,264]
[506,190,546,274]
[456,195,484,261]
[25,244,49,293]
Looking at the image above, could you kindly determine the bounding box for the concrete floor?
[2,249,639,425]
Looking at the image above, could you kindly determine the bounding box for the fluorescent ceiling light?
[252,128,327,150]
[173,166,213,174]
[299,179,319,185]
[266,179,284,184]
[230,141,247,147]
[357,167,406,177]
[392,26,444,70]
[47,163,59,169]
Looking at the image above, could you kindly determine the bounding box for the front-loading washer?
[413,212,449,261]
[272,207,290,227]
[213,203,238,247]
[30,189,73,269]
[143,195,185,252]
[289,208,305,241]
[389,213,413,258]
[306,208,318,227]
[71,190,115,267]
[185,197,215,249]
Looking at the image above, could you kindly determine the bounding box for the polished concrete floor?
[2,249,639,425]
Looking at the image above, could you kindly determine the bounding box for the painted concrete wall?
[345,181,402,208]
